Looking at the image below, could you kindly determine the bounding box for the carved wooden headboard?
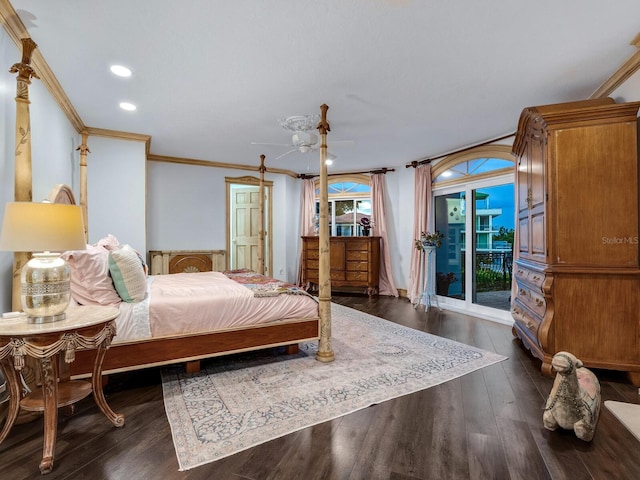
[47,184,77,205]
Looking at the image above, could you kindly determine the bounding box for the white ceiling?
[8,0,640,175]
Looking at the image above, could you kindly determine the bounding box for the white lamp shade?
[0,202,86,253]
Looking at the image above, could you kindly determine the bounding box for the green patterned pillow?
[109,244,147,302]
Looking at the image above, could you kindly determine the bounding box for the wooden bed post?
[316,104,334,363]
[9,37,38,310]
[76,131,90,242]
[258,154,266,275]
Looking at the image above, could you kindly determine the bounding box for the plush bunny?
[543,351,601,441]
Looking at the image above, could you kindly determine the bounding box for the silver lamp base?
[21,252,71,323]
[27,312,67,324]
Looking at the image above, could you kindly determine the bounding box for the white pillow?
[109,245,147,302]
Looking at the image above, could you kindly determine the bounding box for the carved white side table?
[0,305,124,474]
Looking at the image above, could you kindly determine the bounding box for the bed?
[64,250,320,377]
[8,37,334,378]
[45,189,320,378]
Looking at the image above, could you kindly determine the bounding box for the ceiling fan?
[252,114,351,161]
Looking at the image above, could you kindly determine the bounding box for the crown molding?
[84,127,152,157]
[590,31,640,99]
[148,154,300,178]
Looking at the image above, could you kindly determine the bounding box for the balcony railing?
[459,251,513,291]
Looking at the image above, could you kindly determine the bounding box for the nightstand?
[0,305,124,475]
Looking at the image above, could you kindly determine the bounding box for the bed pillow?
[96,233,121,251]
[109,244,147,302]
[61,244,121,306]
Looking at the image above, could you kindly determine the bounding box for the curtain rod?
[297,167,395,180]
[405,131,516,168]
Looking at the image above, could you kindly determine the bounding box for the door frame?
[225,175,273,275]
[433,172,514,325]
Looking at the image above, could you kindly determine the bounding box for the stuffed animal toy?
[543,351,601,441]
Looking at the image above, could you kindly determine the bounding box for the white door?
[228,182,271,275]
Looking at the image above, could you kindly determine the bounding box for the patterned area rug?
[161,304,507,471]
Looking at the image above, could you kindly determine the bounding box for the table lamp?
[0,202,86,323]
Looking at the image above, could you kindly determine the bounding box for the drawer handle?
[535,298,544,307]
[519,289,527,296]
[532,275,540,282]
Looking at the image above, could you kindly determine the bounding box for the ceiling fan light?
[292,132,317,147]
[299,145,311,153]
[279,114,320,132]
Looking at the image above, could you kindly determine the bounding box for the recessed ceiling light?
[110,65,132,77]
[119,102,136,111]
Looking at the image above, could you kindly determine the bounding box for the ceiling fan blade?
[251,142,294,147]
[274,149,298,160]
[329,140,355,145]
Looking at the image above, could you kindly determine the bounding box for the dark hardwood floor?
[1,295,639,479]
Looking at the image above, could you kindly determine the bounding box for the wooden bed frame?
[49,180,320,379]
[9,39,334,379]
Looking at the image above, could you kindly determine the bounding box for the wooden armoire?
[511,98,640,385]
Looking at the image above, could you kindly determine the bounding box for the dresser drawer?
[330,271,346,281]
[515,283,546,318]
[346,250,369,261]
[347,261,369,272]
[346,271,368,282]
[306,259,319,270]
[306,249,320,260]
[514,262,545,290]
[305,269,319,282]
[346,239,370,251]
[511,300,541,346]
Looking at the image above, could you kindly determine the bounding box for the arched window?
[432,145,515,186]
[314,174,371,236]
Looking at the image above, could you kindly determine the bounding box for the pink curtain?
[296,179,316,285]
[371,174,398,297]
[408,164,432,303]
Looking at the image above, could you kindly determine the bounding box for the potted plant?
[414,231,444,250]
[359,217,373,236]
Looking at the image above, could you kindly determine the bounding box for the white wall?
[86,136,146,252]
[0,31,16,313]
[0,30,80,313]
[147,161,300,281]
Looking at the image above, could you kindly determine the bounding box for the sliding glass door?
[433,175,514,316]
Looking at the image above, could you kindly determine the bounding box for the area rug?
[605,400,640,442]
[161,303,507,470]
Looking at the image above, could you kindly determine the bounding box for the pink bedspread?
[147,271,318,338]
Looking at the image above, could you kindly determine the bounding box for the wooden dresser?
[511,97,640,385]
[302,236,380,296]
[148,250,226,275]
